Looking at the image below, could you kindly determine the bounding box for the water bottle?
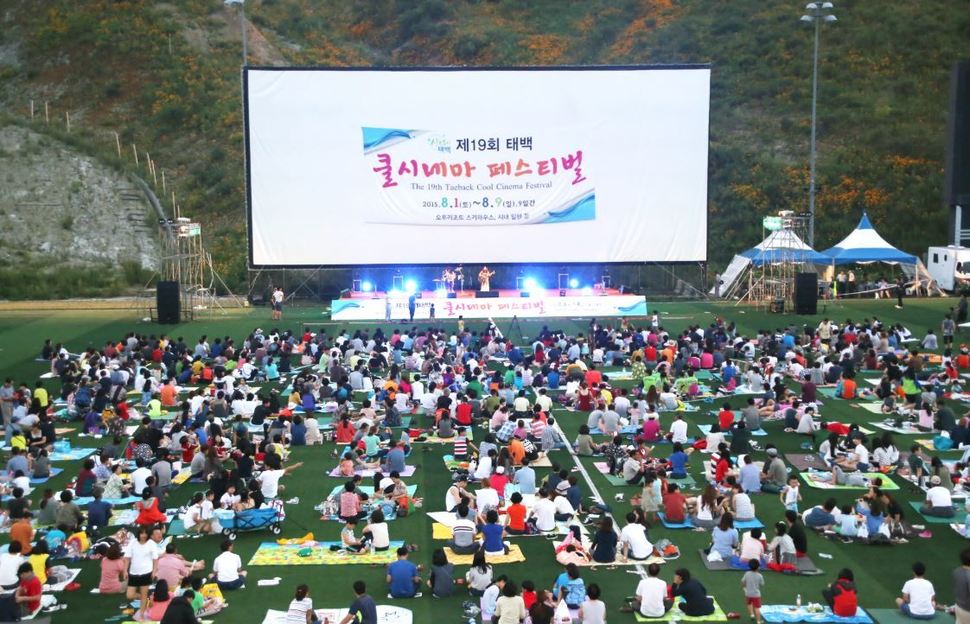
[796,594,802,609]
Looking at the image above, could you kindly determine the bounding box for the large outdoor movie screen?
[244,66,711,267]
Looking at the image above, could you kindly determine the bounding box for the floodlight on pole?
[800,1,837,247]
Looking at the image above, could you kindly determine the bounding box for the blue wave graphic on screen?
[362,127,414,150]
[616,301,647,315]
[331,301,362,315]
[541,192,596,223]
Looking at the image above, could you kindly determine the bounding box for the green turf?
[1,299,967,622]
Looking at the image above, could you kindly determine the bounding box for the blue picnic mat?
[761,605,872,623]
[659,512,764,530]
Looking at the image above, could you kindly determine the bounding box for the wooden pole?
[65,111,70,132]
[161,170,166,194]
[150,158,158,186]
[44,101,49,124]
[172,192,177,219]
[132,144,139,165]
[114,132,121,157]
[29,100,34,120]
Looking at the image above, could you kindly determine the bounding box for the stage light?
[581,286,594,296]
[404,279,418,294]
[436,288,447,297]
[568,278,579,289]
[361,281,373,292]
[388,288,402,297]
[523,277,539,292]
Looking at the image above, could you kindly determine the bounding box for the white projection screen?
[244,66,710,267]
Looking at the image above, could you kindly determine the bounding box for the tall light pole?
[224,0,247,66]
[800,2,837,247]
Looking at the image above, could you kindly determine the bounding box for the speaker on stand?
[794,272,818,315]
[157,281,181,324]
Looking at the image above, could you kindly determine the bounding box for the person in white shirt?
[921,476,955,517]
[895,561,936,618]
[669,414,689,444]
[475,480,500,518]
[286,584,316,624]
[619,513,653,560]
[210,539,247,590]
[131,463,152,496]
[182,492,213,534]
[630,562,672,617]
[529,489,557,532]
[552,492,575,522]
[125,527,160,621]
[0,543,24,590]
[257,462,304,500]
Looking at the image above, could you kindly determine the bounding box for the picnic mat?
[43,568,80,592]
[870,422,933,435]
[908,501,968,523]
[171,468,193,486]
[799,471,900,491]
[28,468,64,485]
[696,424,767,437]
[318,416,413,430]
[248,541,404,566]
[49,448,97,461]
[866,608,951,624]
[444,544,525,565]
[167,519,188,536]
[785,454,830,471]
[761,605,873,623]
[75,495,142,507]
[262,606,412,624]
[634,599,726,622]
[109,509,139,526]
[592,462,632,486]
[915,439,962,452]
[327,465,417,478]
[698,549,819,574]
[591,425,640,436]
[660,513,764,530]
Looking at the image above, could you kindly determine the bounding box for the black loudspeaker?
[945,61,970,207]
[157,281,181,324]
[794,272,818,315]
[475,290,499,298]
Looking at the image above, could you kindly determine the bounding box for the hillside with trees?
[0,0,967,297]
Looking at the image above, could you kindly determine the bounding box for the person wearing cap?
[760,448,787,494]
[921,475,955,517]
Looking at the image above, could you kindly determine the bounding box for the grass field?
[0,297,965,623]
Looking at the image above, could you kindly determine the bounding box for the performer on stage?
[455,265,464,292]
[443,267,456,292]
[478,266,495,292]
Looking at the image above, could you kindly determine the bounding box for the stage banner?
[366,128,593,226]
[331,295,647,321]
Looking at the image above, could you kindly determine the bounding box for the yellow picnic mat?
[444,544,525,565]
[248,541,403,566]
[171,469,193,486]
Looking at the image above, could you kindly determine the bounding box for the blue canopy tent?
[821,213,917,265]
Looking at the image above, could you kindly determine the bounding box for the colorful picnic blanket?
[760,605,872,623]
[248,541,405,566]
[798,471,899,491]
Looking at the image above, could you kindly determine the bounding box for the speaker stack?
[794,272,818,315]
[156,281,181,324]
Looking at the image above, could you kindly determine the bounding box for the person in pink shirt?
[145,579,173,621]
[155,543,203,589]
[97,543,128,594]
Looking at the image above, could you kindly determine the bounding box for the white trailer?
[926,245,970,291]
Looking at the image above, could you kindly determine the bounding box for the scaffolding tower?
[740,211,812,310]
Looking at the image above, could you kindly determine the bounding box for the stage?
[331,288,647,321]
